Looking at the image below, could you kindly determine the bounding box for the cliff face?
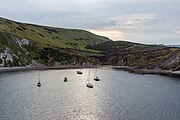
[0,32,37,67]
[158,50,180,70]
[0,48,15,67]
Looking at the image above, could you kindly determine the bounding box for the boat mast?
[88,68,90,83]
[78,46,82,72]
[38,70,40,83]
[95,67,97,77]
[80,59,82,71]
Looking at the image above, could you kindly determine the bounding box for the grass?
[0,17,110,51]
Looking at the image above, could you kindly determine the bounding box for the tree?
[0,58,2,64]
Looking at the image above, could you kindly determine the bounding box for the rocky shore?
[111,66,180,78]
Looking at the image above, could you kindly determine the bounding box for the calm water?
[0,68,180,120]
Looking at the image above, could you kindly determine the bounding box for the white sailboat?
[94,67,100,81]
[77,47,83,74]
[86,68,94,88]
[77,64,83,74]
[37,70,41,87]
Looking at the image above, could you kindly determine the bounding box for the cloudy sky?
[0,0,180,45]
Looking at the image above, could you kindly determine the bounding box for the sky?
[0,0,180,45]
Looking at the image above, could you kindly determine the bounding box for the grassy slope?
[0,17,109,50]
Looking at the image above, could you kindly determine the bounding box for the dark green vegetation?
[0,17,179,70]
[86,41,180,70]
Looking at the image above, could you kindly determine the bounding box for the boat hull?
[86,83,94,88]
[94,78,100,81]
[37,83,41,87]
[77,71,83,74]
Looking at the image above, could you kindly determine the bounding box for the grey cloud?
[0,0,180,44]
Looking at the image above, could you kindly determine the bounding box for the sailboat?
[76,47,83,74]
[77,65,83,74]
[37,70,41,87]
[86,68,94,88]
[94,67,100,81]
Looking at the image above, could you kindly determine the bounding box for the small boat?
[86,68,94,88]
[94,67,100,81]
[37,70,41,87]
[64,77,68,82]
[37,81,41,87]
[77,48,83,74]
[86,82,94,88]
[77,70,83,74]
[77,63,83,74]
[94,76,100,81]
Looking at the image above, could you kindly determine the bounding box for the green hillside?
[0,17,179,71]
[0,17,109,67]
[0,17,109,50]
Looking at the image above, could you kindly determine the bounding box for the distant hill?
[166,45,180,48]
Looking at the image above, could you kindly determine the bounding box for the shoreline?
[0,65,180,78]
[0,65,98,73]
[110,66,180,78]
